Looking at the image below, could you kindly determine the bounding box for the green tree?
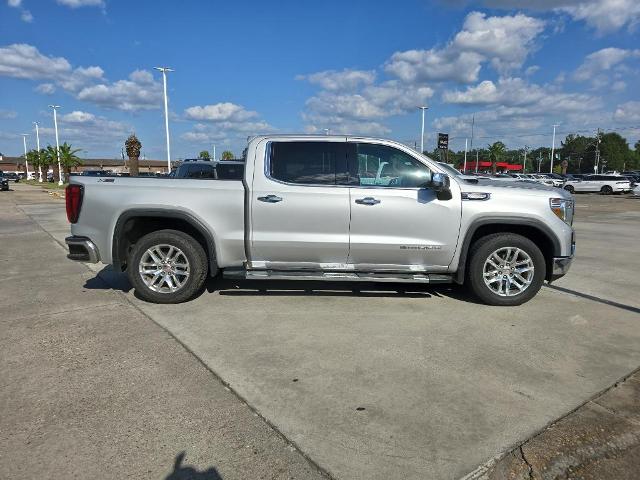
[59,143,83,180]
[198,150,211,160]
[221,150,234,160]
[599,132,632,172]
[25,149,43,180]
[487,142,506,174]
[125,134,141,176]
[43,145,61,182]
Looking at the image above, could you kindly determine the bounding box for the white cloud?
[20,9,32,22]
[8,0,22,7]
[76,70,163,111]
[35,83,56,94]
[182,103,274,145]
[385,12,544,84]
[481,0,640,34]
[443,77,601,114]
[0,109,17,119]
[573,47,640,83]
[613,101,640,123]
[37,110,130,150]
[0,44,71,80]
[0,44,159,111]
[56,0,104,8]
[296,69,376,91]
[184,103,258,122]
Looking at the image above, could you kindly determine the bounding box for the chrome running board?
[223,269,452,284]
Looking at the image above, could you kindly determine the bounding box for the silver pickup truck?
[65,135,575,306]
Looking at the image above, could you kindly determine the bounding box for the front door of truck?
[346,141,461,272]
[249,140,351,270]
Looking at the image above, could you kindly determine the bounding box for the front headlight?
[550,198,574,225]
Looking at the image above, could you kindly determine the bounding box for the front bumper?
[65,236,100,263]
[552,256,573,277]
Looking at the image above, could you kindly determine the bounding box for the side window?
[269,141,344,185]
[353,143,431,188]
[216,163,244,180]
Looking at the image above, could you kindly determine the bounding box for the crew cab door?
[346,141,462,272]
[249,139,351,269]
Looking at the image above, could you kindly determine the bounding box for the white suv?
[564,174,632,194]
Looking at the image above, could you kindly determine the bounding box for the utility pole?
[538,151,542,172]
[418,106,428,153]
[33,122,42,182]
[154,66,174,172]
[212,144,216,161]
[21,134,30,179]
[476,149,479,173]
[550,123,559,173]
[522,145,529,174]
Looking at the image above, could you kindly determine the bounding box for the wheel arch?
[112,209,217,275]
[454,218,561,283]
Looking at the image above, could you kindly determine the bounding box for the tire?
[564,185,574,194]
[127,229,209,304]
[601,185,613,195]
[466,233,546,306]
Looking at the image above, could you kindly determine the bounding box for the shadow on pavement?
[165,451,223,480]
[83,265,479,302]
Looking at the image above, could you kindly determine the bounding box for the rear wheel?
[564,185,575,194]
[467,233,546,306]
[601,185,613,195]
[128,229,208,303]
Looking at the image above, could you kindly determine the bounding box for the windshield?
[437,162,462,177]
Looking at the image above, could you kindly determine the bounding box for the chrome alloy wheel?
[482,247,534,297]
[138,244,190,293]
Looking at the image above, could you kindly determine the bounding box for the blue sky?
[1,0,639,159]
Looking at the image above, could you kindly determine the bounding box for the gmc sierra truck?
[65,135,575,306]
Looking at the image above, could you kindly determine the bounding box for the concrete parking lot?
[1,183,639,479]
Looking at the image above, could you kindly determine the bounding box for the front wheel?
[564,185,575,194]
[127,229,209,303]
[467,233,546,306]
[601,185,613,195]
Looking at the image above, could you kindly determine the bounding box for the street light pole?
[418,106,428,154]
[550,124,559,173]
[33,122,42,182]
[463,138,468,173]
[154,67,174,172]
[49,105,63,185]
[523,145,529,174]
[21,134,30,179]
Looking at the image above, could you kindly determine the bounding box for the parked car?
[563,174,632,194]
[633,184,640,197]
[1,176,9,191]
[1,172,20,183]
[65,135,575,307]
[174,160,245,180]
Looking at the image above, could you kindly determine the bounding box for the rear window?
[269,141,346,185]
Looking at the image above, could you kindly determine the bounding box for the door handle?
[257,194,283,203]
[355,197,381,205]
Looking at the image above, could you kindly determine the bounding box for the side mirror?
[429,172,450,192]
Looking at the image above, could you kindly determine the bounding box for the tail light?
[65,184,84,223]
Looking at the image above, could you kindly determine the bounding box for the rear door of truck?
[249,139,351,270]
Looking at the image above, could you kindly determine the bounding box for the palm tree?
[198,150,211,160]
[25,149,44,181]
[221,150,234,160]
[487,141,506,175]
[44,145,60,182]
[59,143,83,180]
[125,134,141,176]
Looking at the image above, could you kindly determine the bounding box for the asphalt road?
[2,183,639,479]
